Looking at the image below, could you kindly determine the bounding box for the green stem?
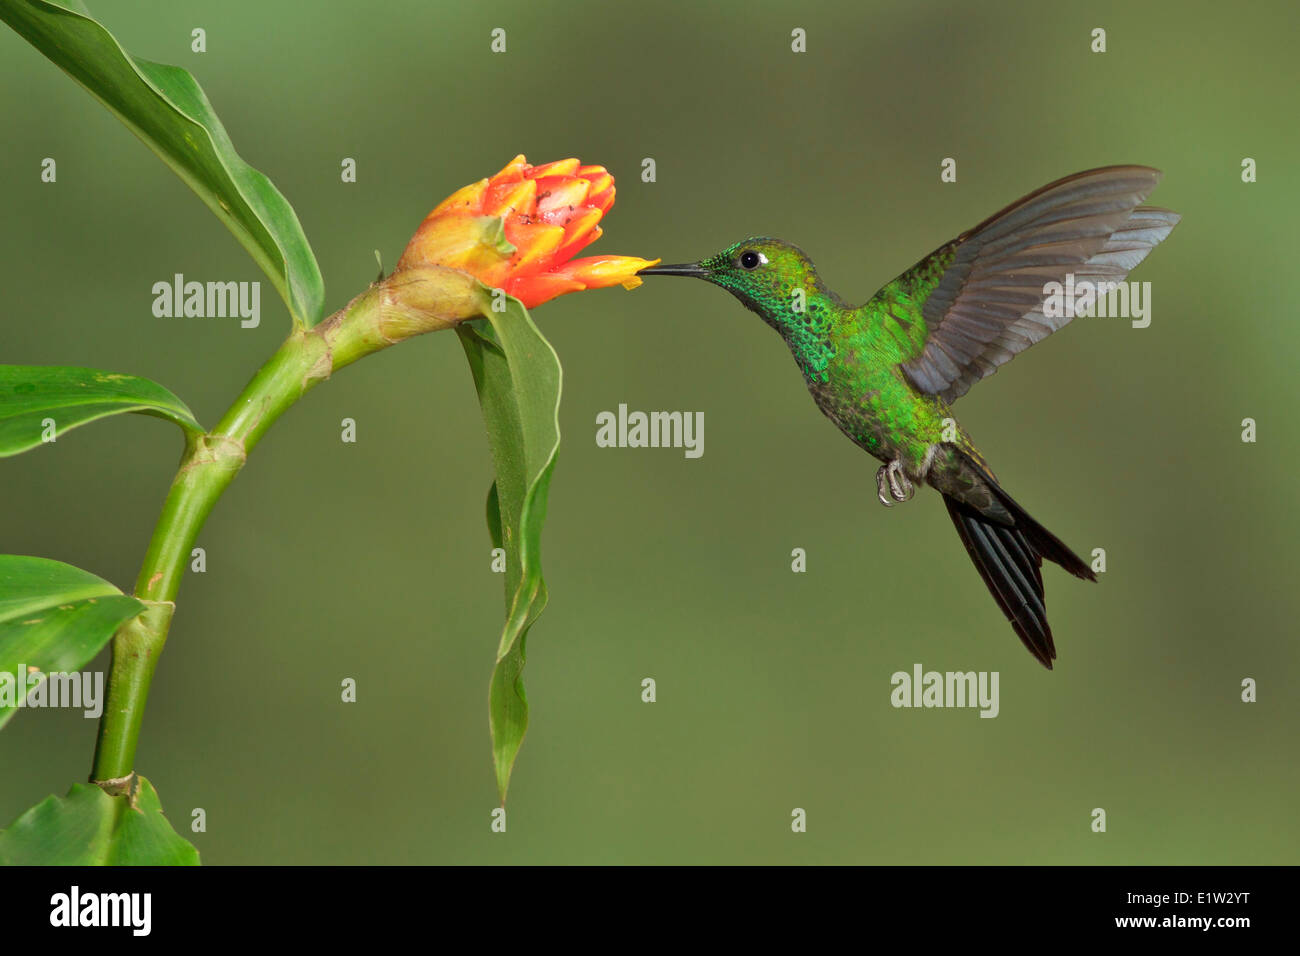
[89,270,485,789]
[90,328,329,786]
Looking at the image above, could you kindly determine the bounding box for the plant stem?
[89,270,484,789]
[90,327,329,786]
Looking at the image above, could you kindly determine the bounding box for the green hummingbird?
[641,166,1178,668]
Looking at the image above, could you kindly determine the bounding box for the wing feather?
[900,167,1179,403]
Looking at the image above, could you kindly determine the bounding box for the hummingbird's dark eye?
[739,250,761,270]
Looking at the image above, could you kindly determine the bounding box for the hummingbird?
[641,166,1178,668]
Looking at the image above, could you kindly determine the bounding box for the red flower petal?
[506,273,587,308]
[587,185,616,214]
[535,178,592,223]
[553,211,603,261]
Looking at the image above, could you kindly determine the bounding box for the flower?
[396,155,658,308]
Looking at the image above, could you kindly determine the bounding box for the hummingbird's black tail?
[940,466,1095,669]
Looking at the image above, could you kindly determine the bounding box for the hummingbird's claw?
[889,459,916,502]
[876,465,894,507]
[877,460,915,506]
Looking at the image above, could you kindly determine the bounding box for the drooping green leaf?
[0,774,199,865]
[457,301,561,803]
[0,0,325,326]
[0,364,202,456]
[0,554,143,730]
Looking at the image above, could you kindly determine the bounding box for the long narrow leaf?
[457,301,561,803]
[0,0,325,326]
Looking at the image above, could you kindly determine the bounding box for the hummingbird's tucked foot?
[876,460,915,506]
[876,466,892,506]
[888,460,916,502]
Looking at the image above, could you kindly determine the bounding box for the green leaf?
[485,481,503,550]
[0,0,325,326]
[0,364,202,456]
[0,555,144,730]
[457,301,561,803]
[0,774,199,865]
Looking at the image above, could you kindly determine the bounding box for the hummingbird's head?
[641,238,839,335]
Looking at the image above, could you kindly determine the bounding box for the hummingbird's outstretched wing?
[898,166,1179,404]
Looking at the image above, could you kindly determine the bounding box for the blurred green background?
[2,0,1297,864]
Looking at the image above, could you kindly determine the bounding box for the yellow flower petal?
[493,154,530,180]
[428,178,488,218]
[554,255,659,285]
[529,158,581,178]
[583,172,613,196]
[397,215,513,273]
[554,209,603,260]
[507,222,566,272]
[483,177,537,217]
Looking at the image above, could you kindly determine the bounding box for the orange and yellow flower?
[397,155,658,309]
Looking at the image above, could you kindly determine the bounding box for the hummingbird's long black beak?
[639,262,709,278]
